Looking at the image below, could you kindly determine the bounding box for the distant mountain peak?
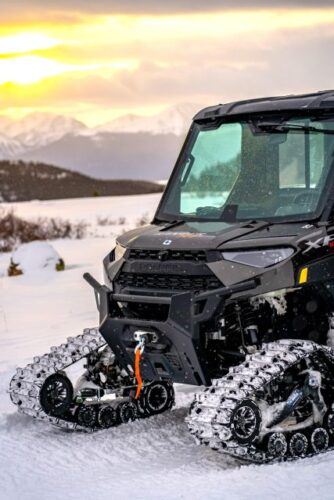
[0,132,24,158]
[2,112,87,149]
[95,102,203,136]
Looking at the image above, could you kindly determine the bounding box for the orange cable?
[134,348,143,399]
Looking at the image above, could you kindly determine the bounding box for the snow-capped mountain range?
[93,103,200,136]
[0,133,24,157]
[0,103,201,180]
[0,113,87,150]
[4,113,87,149]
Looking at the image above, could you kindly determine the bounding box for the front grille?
[128,249,207,262]
[117,272,221,292]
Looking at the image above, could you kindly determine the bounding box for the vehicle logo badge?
[163,239,172,246]
[303,235,334,253]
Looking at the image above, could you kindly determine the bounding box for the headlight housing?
[222,248,294,268]
[114,242,127,261]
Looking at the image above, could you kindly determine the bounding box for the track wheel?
[324,412,334,437]
[98,406,118,429]
[139,381,175,417]
[267,433,288,458]
[289,433,308,457]
[77,405,97,428]
[230,400,261,445]
[40,374,73,417]
[117,401,137,424]
[311,428,329,453]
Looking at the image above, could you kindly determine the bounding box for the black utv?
[10,90,334,463]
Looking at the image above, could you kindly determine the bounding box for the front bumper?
[84,273,258,386]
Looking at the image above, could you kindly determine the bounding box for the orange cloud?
[1,7,334,125]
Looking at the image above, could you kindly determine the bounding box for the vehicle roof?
[194,90,334,121]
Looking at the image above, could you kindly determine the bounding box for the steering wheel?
[293,191,319,206]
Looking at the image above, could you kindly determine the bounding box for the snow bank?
[9,241,64,275]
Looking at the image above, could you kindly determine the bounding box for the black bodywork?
[85,91,334,387]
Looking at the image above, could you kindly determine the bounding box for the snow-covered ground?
[2,192,160,224]
[1,194,334,500]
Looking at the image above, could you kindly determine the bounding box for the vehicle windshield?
[158,115,334,223]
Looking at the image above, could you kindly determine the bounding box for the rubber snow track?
[187,339,334,464]
[9,327,107,431]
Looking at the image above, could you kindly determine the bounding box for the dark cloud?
[2,0,334,17]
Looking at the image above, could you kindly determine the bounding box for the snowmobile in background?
[10,90,334,463]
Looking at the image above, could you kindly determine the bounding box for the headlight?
[114,242,127,261]
[222,248,294,268]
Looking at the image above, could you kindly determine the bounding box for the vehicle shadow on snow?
[0,410,36,432]
[2,405,240,472]
[5,406,334,473]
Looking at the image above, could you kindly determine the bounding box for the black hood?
[117,220,314,251]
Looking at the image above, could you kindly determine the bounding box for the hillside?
[0,161,163,202]
[21,132,183,180]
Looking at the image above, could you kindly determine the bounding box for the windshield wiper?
[160,219,186,230]
[257,122,334,134]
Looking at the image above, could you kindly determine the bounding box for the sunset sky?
[1,1,334,125]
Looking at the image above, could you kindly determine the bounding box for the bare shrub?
[7,260,23,276]
[96,215,116,226]
[96,215,128,226]
[0,209,87,252]
[136,212,150,227]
